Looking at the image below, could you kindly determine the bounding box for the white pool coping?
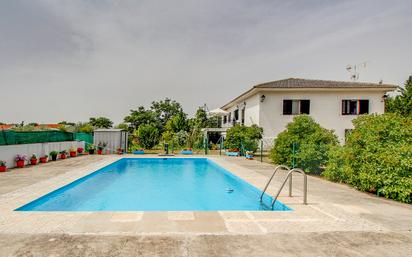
[0,155,388,235]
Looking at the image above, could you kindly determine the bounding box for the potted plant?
[97,142,107,155]
[0,161,7,172]
[77,147,84,155]
[88,144,95,155]
[180,148,193,155]
[132,148,145,154]
[226,148,240,157]
[50,151,58,161]
[245,151,254,160]
[60,150,67,159]
[15,155,27,168]
[30,154,38,165]
[39,155,48,163]
[69,147,77,157]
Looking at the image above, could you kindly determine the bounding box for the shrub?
[225,125,263,152]
[269,115,338,174]
[136,124,160,149]
[174,130,188,147]
[324,113,412,203]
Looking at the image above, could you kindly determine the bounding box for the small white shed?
[93,129,128,153]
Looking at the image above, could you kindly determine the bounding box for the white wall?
[259,90,386,143]
[221,94,261,128]
[94,131,128,153]
[0,141,85,168]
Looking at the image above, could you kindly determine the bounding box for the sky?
[0,0,411,124]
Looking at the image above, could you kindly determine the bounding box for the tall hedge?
[323,113,412,203]
[269,115,338,174]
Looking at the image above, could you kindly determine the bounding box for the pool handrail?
[259,165,290,202]
[270,168,307,209]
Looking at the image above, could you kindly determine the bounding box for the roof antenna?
[346,61,367,81]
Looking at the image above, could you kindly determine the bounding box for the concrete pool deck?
[0,155,411,256]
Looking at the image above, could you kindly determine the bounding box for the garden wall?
[0,141,85,168]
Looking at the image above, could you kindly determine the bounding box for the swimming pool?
[16,158,291,211]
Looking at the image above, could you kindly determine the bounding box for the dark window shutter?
[359,100,369,114]
[300,100,310,114]
[283,100,292,115]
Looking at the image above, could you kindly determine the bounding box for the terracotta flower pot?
[39,157,48,163]
[70,151,76,157]
[30,159,38,165]
[16,160,25,168]
[60,154,67,159]
[0,166,7,172]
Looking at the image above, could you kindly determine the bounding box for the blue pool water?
[16,158,291,211]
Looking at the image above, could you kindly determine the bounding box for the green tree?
[225,125,263,152]
[115,123,129,130]
[386,76,412,117]
[323,113,412,203]
[150,98,184,127]
[165,114,189,133]
[124,106,157,132]
[75,122,94,133]
[58,121,75,126]
[89,117,113,128]
[194,108,208,128]
[269,115,338,174]
[135,124,160,149]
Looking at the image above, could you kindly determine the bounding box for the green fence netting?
[74,132,94,144]
[0,131,94,145]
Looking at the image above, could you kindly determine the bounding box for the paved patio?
[0,155,411,256]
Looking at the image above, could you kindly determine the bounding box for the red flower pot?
[0,166,7,172]
[70,151,76,157]
[97,149,103,155]
[16,160,25,168]
[30,159,38,165]
[39,157,48,163]
[60,154,67,159]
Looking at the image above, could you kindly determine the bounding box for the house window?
[223,115,227,124]
[228,112,231,123]
[241,108,245,125]
[234,109,239,120]
[342,100,369,115]
[283,100,310,115]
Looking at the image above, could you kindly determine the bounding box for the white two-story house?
[219,78,396,144]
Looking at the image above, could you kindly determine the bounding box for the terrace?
[0,154,411,256]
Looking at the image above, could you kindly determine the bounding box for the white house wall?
[259,90,385,143]
[244,93,260,126]
[221,94,261,128]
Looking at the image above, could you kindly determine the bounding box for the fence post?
[204,137,208,155]
[260,140,263,162]
[292,142,297,168]
[219,137,222,156]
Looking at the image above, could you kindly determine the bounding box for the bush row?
[269,114,412,204]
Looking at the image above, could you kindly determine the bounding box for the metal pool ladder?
[259,165,307,209]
